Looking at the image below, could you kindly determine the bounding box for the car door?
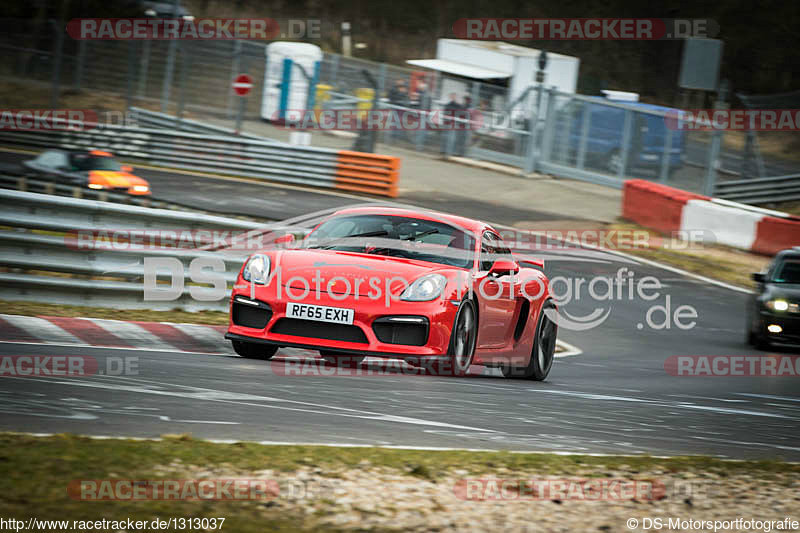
[474,231,518,350]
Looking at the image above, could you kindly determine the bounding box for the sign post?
[233,73,253,134]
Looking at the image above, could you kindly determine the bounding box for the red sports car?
[225,206,558,379]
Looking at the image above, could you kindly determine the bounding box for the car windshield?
[772,258,800,284]
[306,214,476,268]
[70,155,122,171]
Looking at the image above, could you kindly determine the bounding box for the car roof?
[776,248,800,260]
[330,206,490,233]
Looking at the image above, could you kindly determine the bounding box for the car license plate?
[285,303,354,325]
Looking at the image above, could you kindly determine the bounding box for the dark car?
[747,248,800,348]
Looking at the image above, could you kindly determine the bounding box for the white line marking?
[0,314,83,344]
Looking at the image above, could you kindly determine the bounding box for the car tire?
[232,340,278,360]
[446,299,478,377]
[502,300,557,381]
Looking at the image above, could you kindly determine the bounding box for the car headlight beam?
[242,254,270,285]
[400,274,447,301]
[766,299,789,311]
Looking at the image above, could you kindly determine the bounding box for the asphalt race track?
[0,150,576,225]
[1,149,799,460]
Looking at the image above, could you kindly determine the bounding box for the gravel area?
[155,460,800,532]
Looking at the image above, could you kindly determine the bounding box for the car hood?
[763,283,800,300]
[273,249,461,296]
[88,171,148,188]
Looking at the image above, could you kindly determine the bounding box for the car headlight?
[132,185,149,192]
[766,299,789,311]
[400,274,447,301]
[88,183,104,189]
[242,254,270,284]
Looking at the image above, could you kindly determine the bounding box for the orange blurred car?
[23,149,151,195]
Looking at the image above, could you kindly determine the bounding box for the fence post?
[50,20,64,109]
[137,40,151,98]
[227,40,242,119]
[160,3,180,113]
[658,128,673,183]
[176,43,192,130]
[617,109,633,180]
[330,54,339,87]
[539,87,558,164]
[74,39,87,90]
[575,103,591,170]
[126,41,136,111]
[523,86,539,173]
[704,80,729,196]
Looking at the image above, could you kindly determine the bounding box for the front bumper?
[758,311,800,344]
[226,282,458,357]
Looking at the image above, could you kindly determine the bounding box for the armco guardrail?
[0,121,400,198]
[0,190,265,311]
[127,107,276,141]
[0,189,261,233]
[714,173,800,204]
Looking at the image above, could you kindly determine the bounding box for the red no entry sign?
[233,74,253,96]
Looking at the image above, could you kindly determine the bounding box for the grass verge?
[1,433,797,533]
[607,221,769,289]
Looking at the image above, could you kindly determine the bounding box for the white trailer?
[407,39,580,113]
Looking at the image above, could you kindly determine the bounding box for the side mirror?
[121,165,133,172]
[274,233,295,246]
[751,272,765,283]
[489,260,519,277]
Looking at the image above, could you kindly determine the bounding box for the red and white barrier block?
[622,179,800,256]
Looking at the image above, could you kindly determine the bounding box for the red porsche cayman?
[225,206,558,379]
